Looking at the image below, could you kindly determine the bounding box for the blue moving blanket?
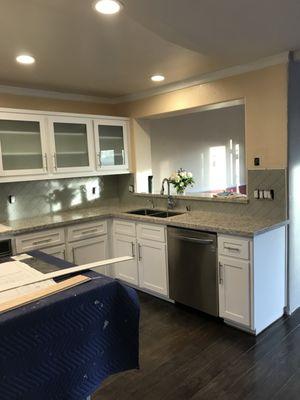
[0,251,140,400]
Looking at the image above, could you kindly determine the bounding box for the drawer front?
[67,220,107,242]
[113,219,136,237]
[137,223,165,243]
[15,229,65,253]
[218,235,250,260]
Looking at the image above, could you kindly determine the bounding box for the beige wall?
[0,64,288,170]
[0,93,116,116]
[116,64,288,170]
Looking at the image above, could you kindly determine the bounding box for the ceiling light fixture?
[16,54,35,65]
[151,74,165,82]
[94,0,122,15]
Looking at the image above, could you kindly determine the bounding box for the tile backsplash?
[119,169,287,221]
[0,169,287,222]
[0,175,122,221]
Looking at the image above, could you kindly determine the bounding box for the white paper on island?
[0,261,55,305]
[0,255,132,295]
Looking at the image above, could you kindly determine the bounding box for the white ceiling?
[0,0,300,98]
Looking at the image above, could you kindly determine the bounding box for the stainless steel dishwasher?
[168,227,218,316]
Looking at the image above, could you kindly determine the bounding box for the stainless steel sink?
[126,209,159,216]
[126,209,183,218]
[151,211,182,218]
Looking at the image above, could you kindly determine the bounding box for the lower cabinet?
[67,236,109,275]
[138,239,168,295]
[14,221,110,275]
[218,228,286,334]
[218,256,250,326]
[114,234,138,285]
[42,244,67,261]
[113,220,168,297]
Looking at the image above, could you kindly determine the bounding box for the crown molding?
[114,51,289,104]
[0,52,289,106]
[0,84,115,104]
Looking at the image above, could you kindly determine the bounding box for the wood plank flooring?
[93,291,300,400]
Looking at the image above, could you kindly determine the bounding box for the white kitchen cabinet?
[218,256,250,326]
[94,119,130,172]
[0,109,131,183]
[67,220,107,242]
[15,228,65,253]
[218,227,286,334]
[113,234,138,285]
[47,116,94,174]
[41,244,67,260]
[138,239,168,296]
[0,112,48,177]
[67,235,109,275]
[112,219,168,297]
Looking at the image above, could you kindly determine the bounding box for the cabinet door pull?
[72,247,76,263]
[43,153,48,171]
[138,244,142,261]
[32,238,52,246]
[219,262,223,285]
[97,152,101,167]
[80,228,98,236]
[131,242,135,258]
[53,153,57,170]
[224,245,240,252]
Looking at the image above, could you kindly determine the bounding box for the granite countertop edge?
[0,208,289,238]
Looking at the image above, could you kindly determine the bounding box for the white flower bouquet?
[169,168,195,195]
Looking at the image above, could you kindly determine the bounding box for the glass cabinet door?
[94,119,129,170]
[48,117,93,173]
[0,114,47,176]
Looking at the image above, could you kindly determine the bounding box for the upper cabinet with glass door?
[0,113,48,177]
[94,119,130,172]
[48,116,94,174]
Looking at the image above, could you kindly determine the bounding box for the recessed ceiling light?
[151,74,165,82]
[94,0,122,14]
[16,54,35,65]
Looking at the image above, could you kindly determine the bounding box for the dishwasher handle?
[171,235,215,245]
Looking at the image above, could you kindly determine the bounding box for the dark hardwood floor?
[93,291,300,400]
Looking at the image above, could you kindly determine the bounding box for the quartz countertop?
[0,206,288,238]
[0,224,12,235]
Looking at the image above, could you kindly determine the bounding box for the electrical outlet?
[129,185,134,193]
[254,189,274,200]
[254,157,260,166]
[8,195,16,204]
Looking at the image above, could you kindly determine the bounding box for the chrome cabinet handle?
[224,246,240,252]
[53,153,57,170]
[97,152,102,167]
[43,153,48,171]
[131,242,135,258]
[80,229,98,236]
[219,262,223,285]
[138,243,142,261]
[72,247,76,264]
[32,238,52,246]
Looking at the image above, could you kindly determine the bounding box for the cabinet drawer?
[15,229,65,253]
[137,223,165,243]
[67,220,107,242]
[113,219,136,237]
[218,235,250,260]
